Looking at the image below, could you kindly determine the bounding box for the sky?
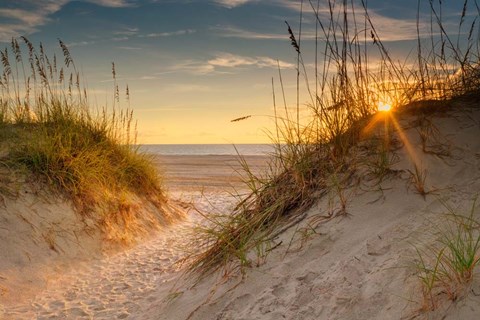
[0,0,476,144]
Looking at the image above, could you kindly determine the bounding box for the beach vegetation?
[415,197,480,311]
[409,164,429,198]
[183,0,480,280]
[0,38,171,241]
[367,141,400,184]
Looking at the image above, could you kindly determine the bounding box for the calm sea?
[138,144,274,156]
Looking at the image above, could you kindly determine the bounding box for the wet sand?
[153,155,271,192]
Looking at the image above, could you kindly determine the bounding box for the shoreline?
[152,154,271,192]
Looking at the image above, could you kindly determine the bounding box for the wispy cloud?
[365,11,431,41]
[166,60,217,75]
[67,40,97,47]
[0,8,50,26]
[0,0,134,42]
[106,28,195,44]
[138,29,196,38]
[112,36,129,41]
[273,0,432,42]
[139,75,159,80]
[114,27,139,36]
[212,26,287,40]
[211,0,457,43]
[208,53,294,69]
[214,0,257,9]
[0,23,34,43]
[0,2,65,41]
[65,28,195,48]
[117,46,142,50]
[86,0,135,7]
[166,53,294,76]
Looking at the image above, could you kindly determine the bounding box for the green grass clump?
[0,38,170,241]
[415,197,480,311]
[184,0,480,279]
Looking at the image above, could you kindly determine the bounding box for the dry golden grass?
[0,38,172,242]
[182,0,480,281]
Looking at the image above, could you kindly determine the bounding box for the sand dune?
[146,102,480,319]
[2,104,480,319]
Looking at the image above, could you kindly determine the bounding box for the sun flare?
[378,101,392,112]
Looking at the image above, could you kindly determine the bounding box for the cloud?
[117,46,142,50]
[166,60,217,75]
[114,27,139,36]
[212,25,322,41]
[0,2,66,41]
[365,11,431,41]
[165,53,294,76]
[112,36,129,41]
[208,53,294,69]
[0,0,134,42]
[213,0,430,44]
[0,23,34,43]
[57,26,195,49]
[212,26,287,40]
[208,53,256,68]
[0,8,51,26]
[214,0,257,9]
[273,0,433,42]
[67,28,194,48]
[67,40,97,47]
[86,0,135,7]
[138,29,196,38]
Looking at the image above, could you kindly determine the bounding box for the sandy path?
[6,204,192,319]
[3,155,269,320]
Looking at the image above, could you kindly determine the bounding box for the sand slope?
[0,183,103,309]
[2,191,238,319]
[0,177,181,316]
[147,103,480,319]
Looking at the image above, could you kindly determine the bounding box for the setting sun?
[378,102,392,112]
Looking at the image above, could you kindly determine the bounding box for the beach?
[2,154,271,319]
[2,106,480,320]
[153,154,271,192]
[1,1,479,318]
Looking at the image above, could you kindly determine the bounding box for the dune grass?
[182,0,480,279]
[0,38,170,240]
[415,197,480,311]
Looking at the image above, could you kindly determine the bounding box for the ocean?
[139,144,274,156]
